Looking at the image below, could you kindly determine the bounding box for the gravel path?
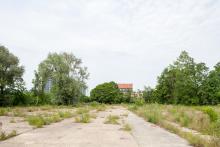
[0,107,191,147]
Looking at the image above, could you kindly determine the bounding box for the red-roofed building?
[117,83,133,93]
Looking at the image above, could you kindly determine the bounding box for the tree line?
[0,45,89,106]
[143,51,220,105]
[1,45,220,106]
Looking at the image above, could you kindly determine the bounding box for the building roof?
[117,83,133,89]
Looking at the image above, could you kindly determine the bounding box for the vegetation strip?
[129,104,220,147]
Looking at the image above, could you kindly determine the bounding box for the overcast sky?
[0,0,220,91]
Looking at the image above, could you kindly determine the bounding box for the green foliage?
[76,107,89,114]
[27,115,45,128]
[0,46,25,106]
[154,51,210,105]
[0,107,10,116]
[121,123,132,131]
[75,113,91,123]
[0,130,17,141]
[199,63,220,105]
[90,81,123,104]
[200,107,218,122]
[104,115,120,124]
[143,86,155,103]
[32,52,89,105]
[131,104,220,146]
[133,98,145,106]
[26,110,74,128]
[79,95,91,103]
[58,111,72,118]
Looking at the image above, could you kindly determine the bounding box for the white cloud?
[0,0,220,91]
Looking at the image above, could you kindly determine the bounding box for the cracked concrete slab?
[0,107,191,147]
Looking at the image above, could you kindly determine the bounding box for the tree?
[154,51,209,105]
[173,51,208,104]
[33,52,89,105]
[154,67,177,104]
[199,62,220,104]
[143,86,154,103]
[90,81,123,104]
[0,46,24,105]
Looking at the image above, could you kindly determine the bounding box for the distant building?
[131,89,144,98]
[44,78,52,93]
[117,83,133,93]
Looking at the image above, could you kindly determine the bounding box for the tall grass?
[26,111,74,128]
[75,113,91,123]
[129,103,220,147]
[121,123,132,131]
[104,115,120,125]
[0,130,17,141]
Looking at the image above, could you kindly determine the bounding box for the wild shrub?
[75,113,90,123]
[27,115,45,128]
[104,115,120,125]
[134,98,145,106]
[121,123,132,131]
[90,81,123,104]
[200,107,218,122]
[58,111,72,118]
[0,130,17,141]
[89,101,100,107]
[76,107,89,114]
[0,108,10,116]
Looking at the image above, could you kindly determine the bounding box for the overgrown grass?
[58,111,73,118]
[75,113,91,123]
[10,118,16,123]
[76,107,90,115]
[27,115,45,128]
[26,111,74,128]
[121,123,132,131]
[129,103,220,147]
[89,102,107,112]
[0,130,17,141]
[104,115,120,125]
[0,107,11,116]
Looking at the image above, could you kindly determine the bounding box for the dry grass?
[0,130,17,141]
[129,103,220,147]
[104,115,120,125]
[75,113,91,123]
[121,123,132,131]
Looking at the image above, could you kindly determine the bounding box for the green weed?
[0,130,17,141]
[121,123,132,131]
[104,115,120,125]
[75,113,91,123]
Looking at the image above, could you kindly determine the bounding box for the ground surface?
[0,106,191,147]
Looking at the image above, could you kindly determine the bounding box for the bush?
[75,113,91,123]
[27,116,45,128]
[201,107,218,122]
[90,81,123,104]
[104,115,120,124]
[79,95,91,103]
[134,98,145,106]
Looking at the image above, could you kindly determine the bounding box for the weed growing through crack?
[10,119,16,123]
[104,115,120,125]
[75,113,91,123]
[58,111,73,118]
[121,123,132,131]
[0,130,17,141]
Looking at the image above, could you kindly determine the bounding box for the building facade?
[117,83,133,93]
[44,78,52,93]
